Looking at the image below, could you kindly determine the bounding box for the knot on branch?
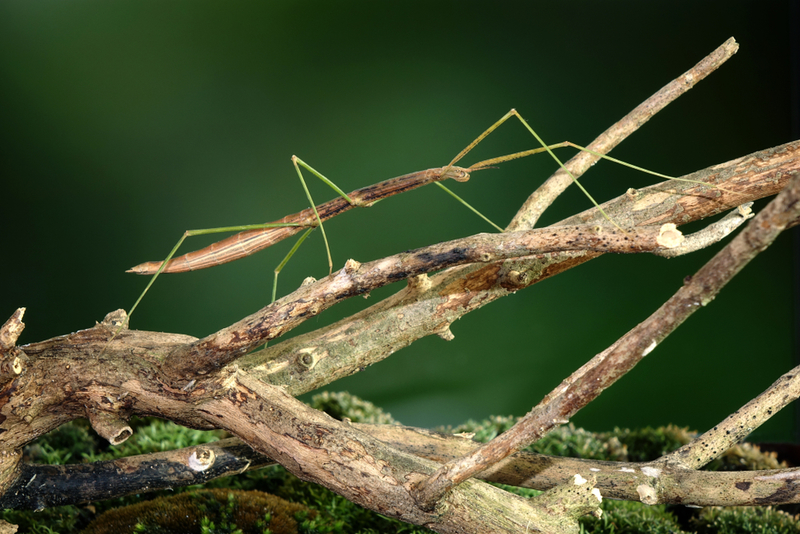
[656,223,684,248]
[99,309,129,331]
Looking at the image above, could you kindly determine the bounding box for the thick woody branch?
[0,438,271,510]
[158,224,682,382]
[194,373,598,534]
[412,169,800,509]
[365,425,800,507]
[7,414,800,510]
[3,323,600,531]
[161,138,796,387]
[560,141,800,228]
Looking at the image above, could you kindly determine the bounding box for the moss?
[308,392,399,425]
[706,442,786,472]
[2,504,91,533]
[446,418,629,462]
[598,425,693,463]
[579,500,688,534]
[691,506,800,533]
[80,489,313,534]
[25,419,99,465]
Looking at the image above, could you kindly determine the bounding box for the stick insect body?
[127,165,472,276]
[125,109,723,322]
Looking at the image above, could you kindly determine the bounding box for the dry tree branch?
[414,167,800,508]
[3,37,798,533]
[158,38,743,386]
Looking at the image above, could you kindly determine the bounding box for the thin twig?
[652,203,753,257]
[662,363,800,469]
[508,37,739,231]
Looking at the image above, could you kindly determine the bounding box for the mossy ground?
[2,392,796,533]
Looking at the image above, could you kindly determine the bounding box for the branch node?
[499,269,529,289]
[343,259,361,275]
[87,409,133,445]
[99,309,129,330]
[187,446,216,472]
[0,308,25,350]
[0,309,28,385]
[636,483,659,505]
[436,325,455,341]
[656,223,684,248]
[297,348,322,369]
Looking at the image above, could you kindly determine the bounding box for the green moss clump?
[446,418,629,462]
[690,506,800,533]
[706,442,786,472]
[598,425,693,463]
[308,392,399,425]
[80,489,312,534]
[24,419,98,465]
[579,500,688,534]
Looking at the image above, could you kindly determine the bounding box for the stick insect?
[125,109,723,323]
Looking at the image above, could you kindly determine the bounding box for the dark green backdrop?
[1,1,794,440]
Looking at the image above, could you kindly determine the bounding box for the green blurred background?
[1,1,794,441]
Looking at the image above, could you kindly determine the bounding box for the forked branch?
[413,169,800,509]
